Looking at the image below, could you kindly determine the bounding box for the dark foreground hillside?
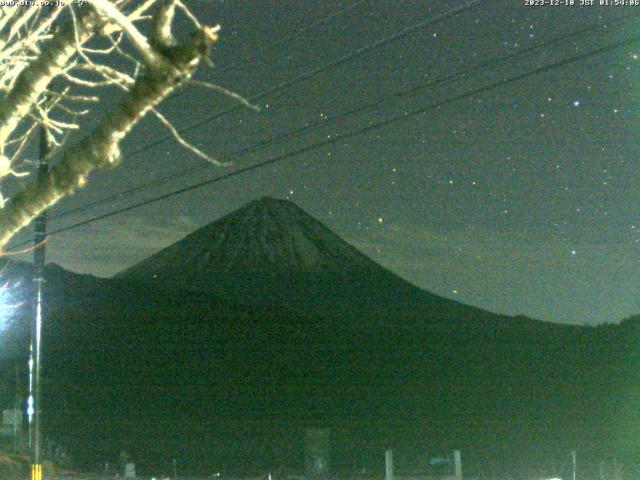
[0,198,638,477]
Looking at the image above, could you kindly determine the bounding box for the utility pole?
[29,124,49,480]
[173,458,178,480]
[13,364,20,453]
[454,450,463,480]
[385,449,394,480]
[571,450,577,480]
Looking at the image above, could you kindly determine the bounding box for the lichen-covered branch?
[0,9,98,152]
[90,0,163,69]
[0,0,229,248]
[0,0,162,158]
[0,27,219,248]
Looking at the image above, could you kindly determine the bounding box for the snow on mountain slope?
[118,197,382,281]
[116,197,540,325]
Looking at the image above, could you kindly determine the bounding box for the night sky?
[8,0,640,325]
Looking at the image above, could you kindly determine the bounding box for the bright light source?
[27,394,34,421]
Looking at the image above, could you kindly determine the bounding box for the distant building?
[304,429,330,480]
[0,409,21,438]
[124,462,136,478]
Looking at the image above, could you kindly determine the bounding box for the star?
[572,100,580,107]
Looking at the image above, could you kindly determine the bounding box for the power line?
[149,0,371,128]
[123,0,484,158]
[36,33,640,242]
[217,0,370,74]
[50,11,640,222]
[50,0,486,221]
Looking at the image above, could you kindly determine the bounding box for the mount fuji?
[0,197,634,476]
[117,196,532,326]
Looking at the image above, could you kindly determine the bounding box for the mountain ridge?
[116,196,547,327]
[1,197,630,476]
[117,196,386,279]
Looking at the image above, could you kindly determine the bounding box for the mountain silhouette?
[0,198,636,476]
[117,197,536,325]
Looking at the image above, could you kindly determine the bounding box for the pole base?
[31,464,42,480]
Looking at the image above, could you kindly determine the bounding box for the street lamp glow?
[27,395,34,421]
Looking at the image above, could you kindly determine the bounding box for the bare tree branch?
[151,107,225,165]
[189,80,260,112]
[91,0,163,69]
[0,0,241,248]
[0,27,219,248]
[0,8,98,154]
